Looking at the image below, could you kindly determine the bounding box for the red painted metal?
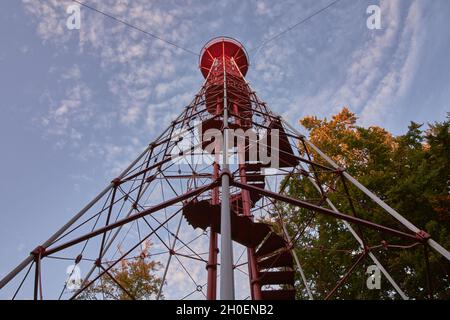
[325,252,367,300]
[233,180,419,241]
[234,101,262,300]
[206,163,220,300]
[44,181,218,257]
[201,38,252,122]
[199,37,249,79]
[2,37,446,301]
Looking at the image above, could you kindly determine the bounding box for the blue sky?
[0,0,449,298]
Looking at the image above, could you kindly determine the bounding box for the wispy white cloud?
[120,105,140,125]
[61,64,82,80]
[20,0,429,186]
[359,0,425,125]
[39,65,93,144]
[258,0,426,128]
[21,0,205,172]
[21,0,70,42]
[334,0,403,111]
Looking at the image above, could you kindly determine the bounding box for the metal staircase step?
[261,289,296,300]
[257,250,293,269]
[244,162,263,172]
[183,199,271,248]
[230,193,243,214]
[247,181,265,204]
[183,198,297,300]
[230,215,256,247]
[182,200,218,230]
[259,271,295,285]
[256,232,286,257]
[265,118,299,168]
[246,172,264,183]
[250,223,272,247]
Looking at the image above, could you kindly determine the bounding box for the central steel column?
[219,40,235,300]
[233,101,262,300]
[207,162,220,299]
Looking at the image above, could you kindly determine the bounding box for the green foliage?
[284,108,450,299]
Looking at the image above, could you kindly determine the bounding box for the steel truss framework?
[1,38,449,300]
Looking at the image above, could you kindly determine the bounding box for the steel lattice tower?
[1,37,449,300]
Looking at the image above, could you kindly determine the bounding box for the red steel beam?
[233,101,263,300]
[233,181,419,241]
[207,163,220,300]
[227,111,335,172]
[100,265,136,300]
[43,181,219,257]
[325,252,367,300]
[70,210,181,300]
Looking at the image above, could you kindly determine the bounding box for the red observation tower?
[1,37,449,300]
[193,37,300,300]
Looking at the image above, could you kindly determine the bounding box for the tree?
[78,240,164,300]
[283,108,449,299]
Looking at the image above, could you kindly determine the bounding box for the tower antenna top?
[199,37,249,79]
